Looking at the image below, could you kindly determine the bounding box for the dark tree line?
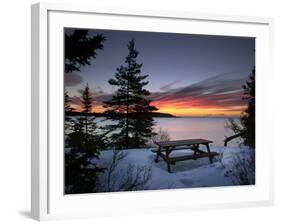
[64,30,107,194]
[241,67,255,148]
[66,84,111,194]
[64,30,157,193]
[224,68,255,185]
[225,67,255,149]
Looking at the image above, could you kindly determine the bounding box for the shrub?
[152,128,171,143]
[225,150,255,185]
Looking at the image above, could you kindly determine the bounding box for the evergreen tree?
[64,29,107,194]
[103,39,158,149]
[241,67,255,148]
[64,91,74,112]
[81,83,92,138]
[65,29,105,73]
[64,91,74,130]
[225,67,255,149]
[65,84,106,194]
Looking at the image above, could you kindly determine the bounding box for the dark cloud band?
[65,72,83,87]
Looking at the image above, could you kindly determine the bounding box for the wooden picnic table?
[152,138,219,173]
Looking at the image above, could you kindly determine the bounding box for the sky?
[65,28,255,117]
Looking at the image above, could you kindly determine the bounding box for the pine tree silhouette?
[64,91,74,112]
[64,91,74,130]
[81,83,92,138]
[241,67,255,148]
[66,84,106,194]
[65,29,105,73]
[225,67,255,149]
[64,28,107,193]
[103,39,158,149]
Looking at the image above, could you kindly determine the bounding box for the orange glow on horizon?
[156,106,245,117]
[70,101,245,117]
[70,104,105,113]
[152,99,246,117]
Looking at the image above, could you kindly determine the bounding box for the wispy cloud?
[69,71,249,116]
[149,71,249,116]
[159,79,181,91]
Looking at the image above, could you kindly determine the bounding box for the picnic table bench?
[152,139,219,173]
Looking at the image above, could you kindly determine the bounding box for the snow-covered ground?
[94,145,254,192]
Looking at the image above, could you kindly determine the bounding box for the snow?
[93,145,253,192]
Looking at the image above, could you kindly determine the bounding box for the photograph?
[64,28,255,194]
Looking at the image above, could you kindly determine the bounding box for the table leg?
[206,143,213,163]
[155,146,161,163]
[192,144,199,159]
[165,147,173,173]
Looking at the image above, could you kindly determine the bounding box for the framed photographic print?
[31,2,274,221]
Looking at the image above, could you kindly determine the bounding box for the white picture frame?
[31,2,274,221]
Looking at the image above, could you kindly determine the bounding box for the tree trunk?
[125,79,129,149]
[224,132,244,147]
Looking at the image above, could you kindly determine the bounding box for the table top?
[155,139,213,147]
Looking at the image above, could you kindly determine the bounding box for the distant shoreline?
[65,111,176,118]
[175,116,240,119]
[65,111,239,119]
